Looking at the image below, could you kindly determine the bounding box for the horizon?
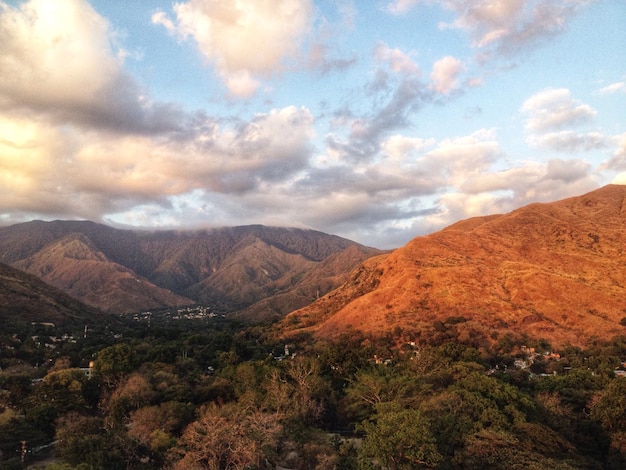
[1,182,623,250]
[0,0,625,249]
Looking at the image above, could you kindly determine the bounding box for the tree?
[590,377,626,465]
[128,401,193,454]
[590,377,626,432]
[451,428,584,470]
[169,402,282,470]
[26,368,89,435]
[55,412,120,468]
[93,343,135,386]
[344,366,424,422]
[357,402,441,469]
[284,355,327,425]
[104,373,155,426]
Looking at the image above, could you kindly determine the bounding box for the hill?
[0,261,110,327]
[280,185,626,348]
[0,222,381,317]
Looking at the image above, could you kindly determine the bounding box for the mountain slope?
[0,261,110,327]
[281,185,626,347]
[13,233,193,314]
[0,222,381,316]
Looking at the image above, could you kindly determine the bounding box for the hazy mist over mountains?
[0,222,380,320]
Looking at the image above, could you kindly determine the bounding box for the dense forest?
[2,313,626,469]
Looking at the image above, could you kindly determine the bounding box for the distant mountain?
[0,222,381,318]
[0,261,109,327]
[12,232,193,315]
[281,185,626,348]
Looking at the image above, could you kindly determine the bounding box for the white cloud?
[422,157,597,231]
[387,0,596,59]
[521,88,596,132]
[374,43,420,75]
[422,129,502,185]
[600,133,626,173]
[527,130,608,152]
[0,105,316,219]
[598,81,626,95]
[153,0,313,97]
[429,56,464,94]
[387,0,421,15]
[520,88,618,156]
[382,135,435,161]
[0,0,118,113]
[441,0,596,57]
[0,0,185,134]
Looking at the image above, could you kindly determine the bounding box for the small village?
[132,305,222,323]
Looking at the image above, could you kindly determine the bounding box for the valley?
[2,185,626,468]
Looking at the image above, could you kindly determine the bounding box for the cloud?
[374,43,420,75]
[421,128,502,185]
[324,44,429,165]
[307,43,358,75]
[327,77,428,163]
[387,0,596,59]
[521,88,596,132]
[0,0,116,109]
[387,0,420,15]
[422,157,597,232]
[598,81,626,95]
[446,0,596,58]
[429,56,464,94]
[527,130,608,152]
[0,0,187,134]
[520,88,617,155]
[0,105,315,221]
[382,135,435,161]
[153,0,313,98]
[600,133,626,173]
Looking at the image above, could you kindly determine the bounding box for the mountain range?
[0,222,381,320]
[3,185,626,349]
[281,185,626,348]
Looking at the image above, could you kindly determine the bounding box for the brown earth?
[0,222,381,316]
[281,185,626,348]
[13,233,193,314]
[0,261,110,327]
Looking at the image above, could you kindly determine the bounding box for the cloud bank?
[0,0,622,249]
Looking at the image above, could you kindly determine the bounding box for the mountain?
[280,185,626,348]
[0,222,381,317]
[0,261,109,327]
[11,232,194,315]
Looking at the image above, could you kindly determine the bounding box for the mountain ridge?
[280,184,626,348]
[0,222,381,317]
[0,261,110,327]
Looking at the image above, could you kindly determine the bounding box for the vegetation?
[3,314,626,469]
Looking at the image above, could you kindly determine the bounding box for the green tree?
[344,366,425,422]
[590,377,626,432]
[93,343,135,386]
[55,412,121,469]
[357,402,441,469]
[26,368,89,435]
[451,427,584,470]
[590,377,626,465]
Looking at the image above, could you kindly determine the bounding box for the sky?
[0,0,625,249]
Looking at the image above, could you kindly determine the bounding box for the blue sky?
[0,0,624,248]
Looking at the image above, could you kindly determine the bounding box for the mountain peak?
[0,222,381,317]
[281,185,626,348]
